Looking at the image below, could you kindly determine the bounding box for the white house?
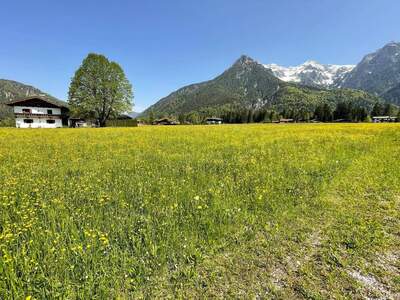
[205,117,223,125]
[7,96,69,128]
[372,116,398,123]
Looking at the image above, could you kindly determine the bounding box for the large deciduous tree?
[68,53,133,127]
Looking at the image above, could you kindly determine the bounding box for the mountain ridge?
[144,55,284,115]
[0,79,61,103]
[264,61,354,88]
[337,42,400,96]
[144,42,400,116]
[2,41,400,119]
[0,79,64,118]
[143,54,382,118]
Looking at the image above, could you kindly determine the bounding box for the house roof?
[372,116,397,119]
[206,117,223,121]
[154,118,180,124]
[6,96,69,109]
[118,113,134,119]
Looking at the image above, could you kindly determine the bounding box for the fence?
[106,119,138,127]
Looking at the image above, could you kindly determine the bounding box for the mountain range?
[256,42,400,97]
[143,56,380,118]
[1,42,400,119]
[264,61,354,88]
[338,42,400,99]
[265,42,400,105]
[144,42,400,117]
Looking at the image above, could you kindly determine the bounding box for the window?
[47,109,53,115]
[46,120,56,124]
[22,109,31,114]
[23,119,34,123]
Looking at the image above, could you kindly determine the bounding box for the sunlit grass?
[0,124,399,298]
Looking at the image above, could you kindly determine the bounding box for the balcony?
[15,113,62,118]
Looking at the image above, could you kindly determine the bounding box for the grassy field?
[0,124,399,299]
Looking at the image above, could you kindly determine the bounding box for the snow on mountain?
[264,61,355,87]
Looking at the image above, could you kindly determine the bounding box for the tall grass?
[0,124,399,298]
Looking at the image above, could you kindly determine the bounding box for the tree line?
[142,101,400,124]
[313,102,398,122]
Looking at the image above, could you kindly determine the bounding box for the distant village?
[4,96,225,128]
[4,95,398,129]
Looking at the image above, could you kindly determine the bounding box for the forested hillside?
[0,79,61,119]
[143,56,382,121]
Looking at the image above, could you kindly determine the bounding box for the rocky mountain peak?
[264,61,354,88]
[338,41,400,95]
[234,55,258,66]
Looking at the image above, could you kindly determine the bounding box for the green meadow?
[0,124,399,299]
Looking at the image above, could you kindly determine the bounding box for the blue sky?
[0,0,399,111]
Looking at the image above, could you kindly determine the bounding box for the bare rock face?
[337,42,400,96]
[264,61,354,88]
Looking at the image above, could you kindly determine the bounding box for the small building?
[372,116,398,123]
[153,118,180,125]
[333,119,352,123]
[68,118,89,128]
[205,117,223,125]
[117,113,134,120]
[6,96,69,128]
[278,118,295,123]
